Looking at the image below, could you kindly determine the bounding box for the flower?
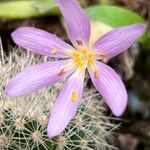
[5,0,146,138]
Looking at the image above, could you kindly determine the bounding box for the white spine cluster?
[0,40,117,150]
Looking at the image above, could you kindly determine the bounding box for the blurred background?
[0,0,150,149]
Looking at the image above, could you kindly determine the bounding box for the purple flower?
[6,0,145,138]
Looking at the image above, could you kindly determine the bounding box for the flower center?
[70,48,96,70]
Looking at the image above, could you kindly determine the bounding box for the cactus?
[0,43,117,150]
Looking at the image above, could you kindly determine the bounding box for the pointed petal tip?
[11,27,73,58]
[11,30,15,38]
[56,0,90,47]
[113,110,125,117]
[113,108,126,117]
[11,27,33,46]
[47,126,62,138]
[134,23,147,34]
[112,106,127,117]
[88,62,128,118]
[47,71,85,139]
[5,83,25,97]
[5,81,17,97]
[5,61,73,97]
[112,92,128,117]
[11,28,19,42]
[93,23,146,59]
[136,23,146,28]
[11,27,28,39]
[47,128,58,138]
[5,85,12,97]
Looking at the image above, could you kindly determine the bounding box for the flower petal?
[5,60,74,96]
[47,70,85,138]
[56,0,90,47]
[88,62,127,116]
[12,27,74,58]
[93,23,146,59]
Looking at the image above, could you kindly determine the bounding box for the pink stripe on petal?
[47,70,85,138]
[12,27,74,58]
[5,60,73,96]
[93,23,146,59]
[88,62,127,116]
[56,0,90,47]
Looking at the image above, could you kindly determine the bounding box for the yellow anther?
[71,90,78,102]
[98,52,107,57]
[58,69,65,76]
[51,48,57,55]
[76,40,83,46]
[71,48,96,70]
[94,69,100,78]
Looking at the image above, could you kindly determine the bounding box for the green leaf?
[100,0,115,5]
[86,5,145,27]
[0,0,58,19]
[33,0,56,13]
[86,5,149,47]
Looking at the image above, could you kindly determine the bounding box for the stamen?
[71,90,78,102]
[58,69,65,76]
[51,48,57,55]
[94,69,99,78]
[98,52,107,57]
[76,40,83,46]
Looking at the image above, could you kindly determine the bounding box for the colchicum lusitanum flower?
[5,0,146,137]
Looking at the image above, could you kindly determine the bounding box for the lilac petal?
[47,70,85,138]
[93,23,146,59]
[12,27,74,58]
[56,0,90,47]
[5,60,73,96]
[88,61,127,116]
